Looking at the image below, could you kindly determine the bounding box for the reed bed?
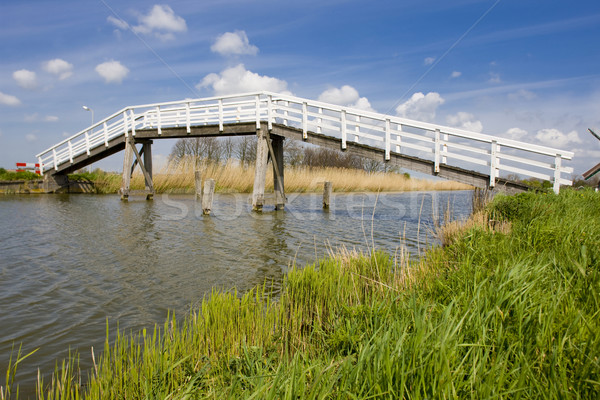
[3,189,600,398]
[93,159,472,194]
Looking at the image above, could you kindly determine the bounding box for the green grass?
[0,168,41,181]
[3,189,600,398]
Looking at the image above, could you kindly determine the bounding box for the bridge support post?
[271,134,285,210]
[252,128,269,211]
[120,137,154,201]
[120,137,135,201]
[142,141,153,200]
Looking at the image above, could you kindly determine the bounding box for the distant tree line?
[169,136,402,173]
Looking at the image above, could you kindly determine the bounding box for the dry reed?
[106,158,472,194]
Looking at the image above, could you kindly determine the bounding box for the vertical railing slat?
[385,118,391,160]
[434,128,441,173]
[157,106,162,135]
[489,140,498,187]
[130,109,136,137]
[186,102,191,133]
[103,122,109,147]
[85,132,91,155]
[341,110,347,150]
[255,95,261,130]
[267,95,273,130]
[553,154,562,194]
[218,99,224,131]
[302,102,308,139]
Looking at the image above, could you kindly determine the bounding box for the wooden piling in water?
[195,170,202,200]
[252,128,269,211]
[120,137,134,201]
[323,181,332,209]
[271,134,285,210]
[202,179,215,215]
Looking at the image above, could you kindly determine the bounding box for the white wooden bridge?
[36,91,574,208]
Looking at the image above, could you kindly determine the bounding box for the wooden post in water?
[120,136,134,201]
[202,179,215,215]
[323,181,332,209]
[142,140,153,200]
[252,128,269,211]
[270,134,285,210]
[194,170,202,200]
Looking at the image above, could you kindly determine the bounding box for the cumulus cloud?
[42,59,73,80]
[197,64,290,95]
[445,112,483,133]
[450,71,462,78]
[535,128,581,148]
[95,60,129,84]
[107,15,129,30]
[317,85,375,112]
[395,92,444,122]
[26,133,37,143]
[504,127,528,141]
[13,69,38,89]
[0,91,21,106]
[133,5,187,40]
[211,31,258,56]
[424,57,435,66]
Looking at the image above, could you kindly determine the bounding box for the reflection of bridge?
[36,91,574,208]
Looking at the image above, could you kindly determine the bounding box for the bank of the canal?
[3,188,599,398]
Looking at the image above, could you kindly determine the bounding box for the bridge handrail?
[35,91,575,193]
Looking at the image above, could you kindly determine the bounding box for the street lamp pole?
[82,105,94,125]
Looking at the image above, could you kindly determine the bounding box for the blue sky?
[1,0,599,175]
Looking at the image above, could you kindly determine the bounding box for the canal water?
[0,190,472,395]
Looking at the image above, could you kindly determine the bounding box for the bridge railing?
[266,92,573,193]
[36,91,574,193]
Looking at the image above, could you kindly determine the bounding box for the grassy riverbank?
[3,189,599,398]
[86,161,471,194]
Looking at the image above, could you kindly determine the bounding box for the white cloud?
[395,92,444,122]
[0,91,21,106]
[424,57,435,66]
[26,133,37,143]
[95,60,129,84]
[197,64,290,95]
[317,85,375,112]
[211,31,258,56]
[446,112,483,133]
[107,15,129,30]
[133,5,187,40]
[450,71,462,78]
[45,115,59,122]
[535,128,581,148]
[505,127,528,141]
[508,89,536,101]
[42,59,73,80]
[13,69,37,89]
[489,72,501,83]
